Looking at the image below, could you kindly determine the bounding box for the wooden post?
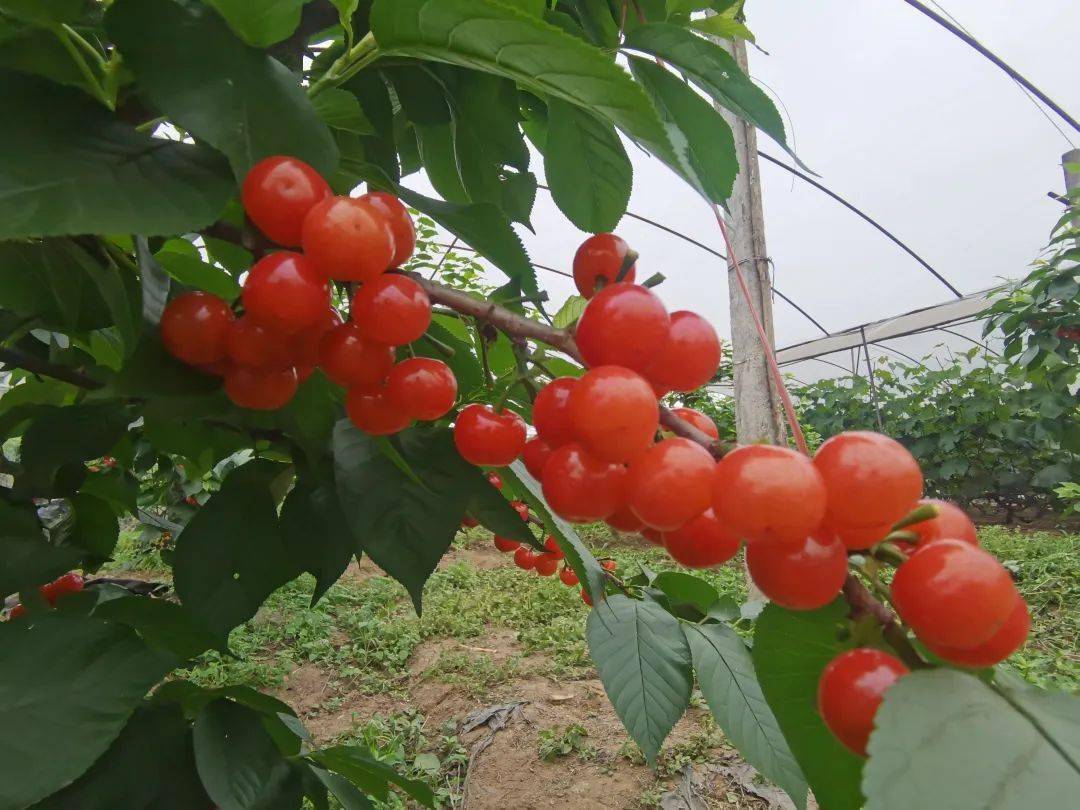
[715,39,787,446]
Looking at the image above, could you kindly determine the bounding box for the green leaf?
[369,0,683,185]
[0,614,175,808]
[688,14,755,42]
[502,461,606,600]
[628,57,738,203]
[69,492,120,563]
[31,704,211,809]
[752,600,864,810]
[94,596,223,660]
[312,87,376,134]
[310,767,374,810]
[280,467,358,605]
[0,499,83,599]
[685,623,807,809]
[0,22,100,98]
[154,243,242,301]
[552,295,588,329]
[137,237,171,326]
[652,570,720,618]
[544,98,632,231]
[204,0,304,48]
[0,70,234,239]
[194,699,302,809]
[19,402,132,496]
[173,460,300,642]
[107,0,339,179]
[0,0,83,26]
[586,595,693,766]
[623,24,798,164]
[309,745,435,806]
[864,670,1080,808]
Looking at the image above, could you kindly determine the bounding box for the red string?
[710,205,811,456]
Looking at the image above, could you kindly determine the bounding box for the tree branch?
[843,574,926,669]
[0,347,102,389]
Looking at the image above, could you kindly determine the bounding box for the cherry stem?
[614,249,639,282]
[842,574,926,669]
[892,502,939,530]
[641,272,666,288]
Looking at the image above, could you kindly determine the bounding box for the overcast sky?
[408,0,1078,378]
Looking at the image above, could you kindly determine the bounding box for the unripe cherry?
[713,445,827,543]
[662,509,741,568]
[745,532,847,610]
[574,283,670,373]
[891,539,1018,649]
[569,366,658,464]
[626,438,715,531]
[817,649,908,757]
[541,442,627,523]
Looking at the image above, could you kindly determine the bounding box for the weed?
[422,650,520,697]
[537,723,598,762]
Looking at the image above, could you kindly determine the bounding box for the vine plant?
[0,2,1077,810]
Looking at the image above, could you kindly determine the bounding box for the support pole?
[859,327,884,431]
[714,38,786,447]
[1065,149,1080,244]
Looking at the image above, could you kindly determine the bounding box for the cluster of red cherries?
[464,471,617,606]
[158,156,456,433]
[6,572,84,621]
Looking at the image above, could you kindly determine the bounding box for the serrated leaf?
[685,623,807,809]
[502,461,605,600]
[19,402,133,496]
[312,87,376,134]
[107,0,338,179]
[173,460,300,642]
[688,14,755,42]
[544,98,632,231]
[628,57,737,204]
[309,745,434,806]
[0,0,83,26]
[0,614,175,808]
[0,71,233,239]
[94,595,223,660]
[154,244,242,301]
[586,595,692,765]
[652,570,720,618]
[752,600,864,810]
[552,295,588,329]
[205,0,304,48]
[623,24,800,167]
[864,670,1080,809]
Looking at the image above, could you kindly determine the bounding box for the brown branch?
[843,574,926,669]
[0,347,102,389]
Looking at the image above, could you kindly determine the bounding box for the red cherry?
[830,522,893,551]
[543,536,564,560]
[575,283,670,372]
[511,500,529,521]
[605,504,644,533]
[745,532,847,610]
[493,536,520,553]
[601,559,617,572]
[534,553,559,576]
[641,527,664,546]
[487,471,503,490]
[713,445,827,543]
[453,404,527,466]
[196,358,232,377]
[160,291,234,365]
[242,252,330,334]
[301,195,396,282]
[814,431,923,532]
[7,604,26,621]
[662,509,741,568]
[669,407,719,440]
[42,572,85,604]
[532,377,578,447]
[926,596,1030,668]
[818,649,908,757]
[361,192,416,268]
[241,156,331,246]
[573,233,636,297]
[346,386,413,435]
[461,515,479,529]
[225,315,292,368]
[292,309,342,369]
[541,443,627,523]
[908,499,978,547]
[385,358,457,421]
[569,366,658,464]
[581,588,593,606]
[891,539,1018,648]
[560,565,579,586]
[224,365,298,410]
[643,311,722,392]
[522,437,554,480]
[351,275,431,345]
[626,438,715,531]
[513,547,536,570]
[1056,325,1080,341]
[318,322,395,389]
